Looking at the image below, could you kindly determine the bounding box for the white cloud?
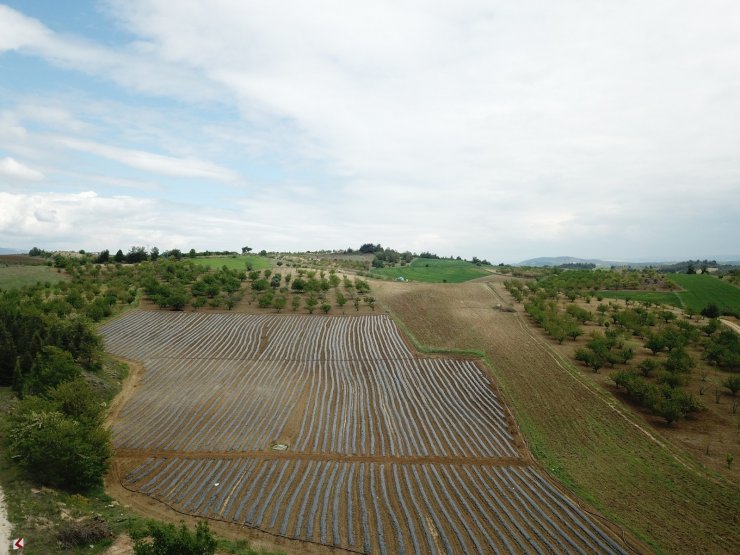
[54,137,239,181]
[0,5,223,102]
[0,2,738,259]
[0,156,44,181]
[0,190,162,249]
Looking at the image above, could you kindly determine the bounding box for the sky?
[0,1,738,263]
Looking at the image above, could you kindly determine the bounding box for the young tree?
[272,295,287,313]
[305,295,318,314]
[654,397,684,425]
[645,334,665,355]
[166,288,189,311]
[113,249,124,263]
[566,325,583,341]
[291,295,301,312]
[723,375,740,396]
[251,278,269,291]
[258,292,274,308]
[638,358,658,377]
[664,348,695,374]
[321,301,331,314]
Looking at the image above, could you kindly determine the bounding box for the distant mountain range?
[517,256,740,267]
[0,247,25,255]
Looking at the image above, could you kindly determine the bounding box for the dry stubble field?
[101,310,633,554]
[373,277,740,554]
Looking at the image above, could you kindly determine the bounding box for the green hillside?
[371,258,489,283]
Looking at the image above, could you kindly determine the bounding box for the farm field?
[0,264,66,289]
[191,255,272,271]
[0,254,48,265]
[373,278,740,554]
[598,274,740,315]
[667,273,740,315]
[595,290,682,308]
[101,311,632,554]
[370,258,490,283]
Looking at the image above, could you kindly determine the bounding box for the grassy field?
[596,290,683,307]
[597,274,740,315]
[0,254,48,265]
[0,264,67,289]
[370,257,489,283]
[191,255,271,271]
[668,273,740,314]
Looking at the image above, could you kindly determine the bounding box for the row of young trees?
[525,268,676,295]
[248,268,374,314]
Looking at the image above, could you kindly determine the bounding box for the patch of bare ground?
[105,358,144,429]
[104,533,133,555]
[373,279,740,554]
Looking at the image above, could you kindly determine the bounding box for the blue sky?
[0,1,739,262]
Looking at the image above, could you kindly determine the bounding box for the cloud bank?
[0,1,738,260]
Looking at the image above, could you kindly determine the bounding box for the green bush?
[133,521,216,555]
[17,346,82,397]
[5,380,111,491]
[7,409,111,491]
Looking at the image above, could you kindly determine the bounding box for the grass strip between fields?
[389,314,486,358]
[0,265,67,290]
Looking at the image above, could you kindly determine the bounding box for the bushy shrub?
[133,521,216,555]
[5,380,111,491]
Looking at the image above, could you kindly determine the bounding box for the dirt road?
[0,487,10,555]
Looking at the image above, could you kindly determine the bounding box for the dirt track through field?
[102,310,634,554]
